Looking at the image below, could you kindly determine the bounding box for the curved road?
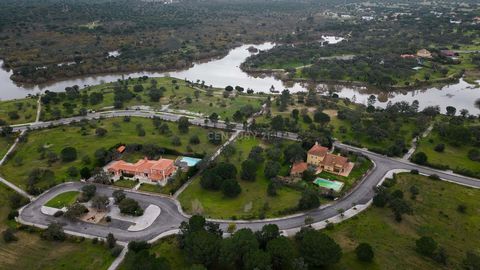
[9,110,480,241]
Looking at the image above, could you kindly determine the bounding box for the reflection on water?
[0,43,479,114]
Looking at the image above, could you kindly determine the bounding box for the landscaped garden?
[0,98,38,125]
[44,191,80,209]
[0,185,115,270]
[0,116,223,194]
[326,173,480,270]
[179,137,303,219]
[413,117,480,178]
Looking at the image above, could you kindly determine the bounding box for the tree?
[298,190,320,210]
[60,147,77,162]
[267,236,295,270]
[95,127,108,137]
[64,203,88,220]
[81,184,96,200]
[220,228,259,268]
[189,135,200,145]
[91,170,111,184]
[291,109,299,120]
[67,166,79,177]
[445,106,456,116]
[133,84,144,92]
[270,115,284,132]
[356,243,374,262]
[243,249,272,270]
[256,224,280,248]
[91,195,109,211]
[221,179,242,197]
[267,182,277,196]
[124,250,170,270]
[80,167,91,179]
[284,143,306,163]
[209,113,219,125]
[221,144,236,161]
[264,160,281,179]
[184,230,221,267]
[42,223,66,241]
[416,236,437,257]
[299,229,342,267]
[149,88,163,102]
[107,233,117,249]
[113,190,126,204]
[313,111,331,126]
[411,152,428,165]
[225,85,234,92]
[241,160,257,181]
[178,117,190,133]
[119,198,143,216]
[434,143,445,152]
[2,228,18,243]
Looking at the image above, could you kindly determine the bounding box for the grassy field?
[0,98,38,125]
[0,135,15,159]
[119,236,191,270]
[40,76,264,121]
[179,137,302,219]
[0,184,114,270]
[44,191,80,208]
[326,173,480,270]
[0,117,221,190]
[415,132,480,175]
[113,179,137,189]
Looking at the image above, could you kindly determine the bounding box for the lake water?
[0,42,479,114]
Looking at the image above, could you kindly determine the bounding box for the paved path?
[402,123,434,160]
[3,108,479,243]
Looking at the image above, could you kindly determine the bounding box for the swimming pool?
[179,156,202,167]
[313,178,344,192]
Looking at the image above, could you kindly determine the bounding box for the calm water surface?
[0,42,479,114]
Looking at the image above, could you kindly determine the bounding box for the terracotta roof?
[291,162,308,175]
[322,154,348,168]
[117,145,126,153]
[308,144,329,157]
[108,157,175,174]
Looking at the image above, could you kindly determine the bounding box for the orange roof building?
[117,145,126,153]
[290,162,309,176]
[106,157,176,183]
[305,142,353,176]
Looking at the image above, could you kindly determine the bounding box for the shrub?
[119,198,144,216]
[2,228,18,243]
[7,210,18,220]
[410,169,419,175]
[416,236,437,257]
[60,147,78,162]
[53,210,64,217]
[111,245,123,257]
[41,223,66,241]
[434,144,445,152]
[355,243,374,262]
[221,179,241,198]
[429,174,440,180]
[457,204,467,213]
[298,190,320,210]
[411,152,428,165]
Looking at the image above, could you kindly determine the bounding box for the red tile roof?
[117,145,126,153]
[308,144,329,157]
[322,154,348,168]
[291,162,308,175]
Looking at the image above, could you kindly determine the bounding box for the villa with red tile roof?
[106,157,177,185]
[290,142,353,177]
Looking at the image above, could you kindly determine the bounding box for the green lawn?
[40,76,264,122]
[415,132,480,176]
[0,184,114,270]
[326,173,480,270]
[0,98,38,125]
[0,117,222,190]
[113,179,137,189]
[0,135,15,159]
[119,236,191,270]
[44,191,80,209]
[178,137,302,219]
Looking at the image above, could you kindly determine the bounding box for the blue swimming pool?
[179,156,202,167]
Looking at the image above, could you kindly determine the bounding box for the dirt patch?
[323,109,338,117]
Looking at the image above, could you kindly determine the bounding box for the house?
[305,142,353,176]
[400,54,416,59]
[106,157,177,184]
[440,50,457,58]
[290,162,309,177]
[117,145,126,153]
[417,49,432,59]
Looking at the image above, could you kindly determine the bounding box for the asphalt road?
[12,109,480,241]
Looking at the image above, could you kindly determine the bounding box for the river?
[0,42,479,114]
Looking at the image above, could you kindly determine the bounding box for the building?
[400,54,416,59]
[290,162,309,177]
[417,49,432,59]
[106,157,176,184]
[440,50,457,58]
[304,143,353,176]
